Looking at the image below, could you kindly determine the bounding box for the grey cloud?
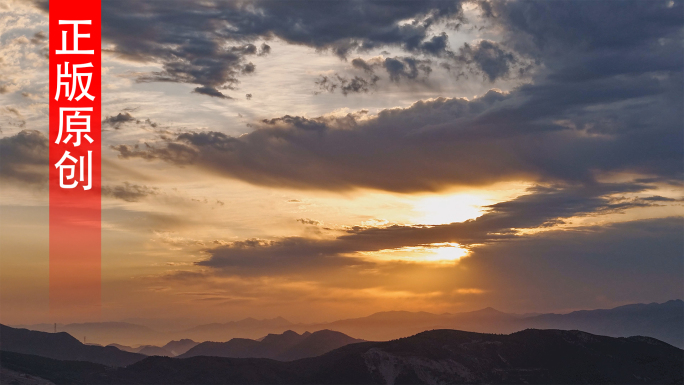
[297,218,320,226]
[103,111,159,129]
[29,31,46,44]
[103,112,136,128]
[195,183,667,275]
[483,0,682,82]
[112,76,682,191]
[316,56,433,95]
[459,217,683,310]
[102,182,159,202]
[113,142,198,165]
[196,237,373,276]
[383,57,432,82]
[454,40,521,82]
[315,74,379,96]
[33,1,465,98]
[105,2,682,190]
[193,86,232,99]
[258,43,271,56]
[0,130,48,187]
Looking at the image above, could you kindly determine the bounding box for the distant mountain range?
[13,300,683,348]
[0,324,144,367]
[179,329,363,361]
[0,325,361,367]
[2,329,681,384]
[107,339,199,357]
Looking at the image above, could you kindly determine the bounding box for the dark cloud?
[459,217,683,309]
[102,182,159,202]
[0,130,48,187]
[112,73,682,191]
[383,56,432,82]
[195,183,671,275]
[30,31,47,45]
[193,86,232,99]
[315,74,379,96]
[454,40,521,82]
[111,0,682,192]
[103,112,136,128]
[32,0,465,98]
[296,218,320,226]
[196,237,373,276]
[316,56,434,95]
[258,43,271,56]
[482,0,682,82]
[103,111,159,129]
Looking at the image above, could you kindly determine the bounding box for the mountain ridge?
[2,328,681,384]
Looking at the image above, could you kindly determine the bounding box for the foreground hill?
[179,329,363,361]
[2,329,681,384]
[0,324,145,367]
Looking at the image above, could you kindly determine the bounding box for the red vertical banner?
[49,0,101,322]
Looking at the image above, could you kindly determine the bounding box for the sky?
[0,0,682,326]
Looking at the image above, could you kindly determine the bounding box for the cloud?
[33,0,466,98]
[109,0,682,191]
[112,75,682,192]
[383,56,433,82]
[193,86,232,99]
[102,3,681,190]
[459,216,684,309]
[315,74,379,96]
[454,40,521,82]
[194,182,669,275]
[102,182,158,202]
[29,31,46,44]
[102,111,159,129]
[0,130,48,187]
[102,112,136,129]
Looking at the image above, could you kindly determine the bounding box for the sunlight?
[412,193,487,225]
[362,242,470,264]
[423,243,470,262]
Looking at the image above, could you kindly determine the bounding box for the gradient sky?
[0,0,682,326]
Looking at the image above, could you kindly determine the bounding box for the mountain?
[136,345,173,357]
[162,339,199,356]
[179,329,363,361]
[519,299,684,348]
[179,317,294,342]
[0,324,145,367]
[2,329,681,384]
[12,300,683,348]
[105,339,199,357]
[301,307,517,342]
[292,300,684,348]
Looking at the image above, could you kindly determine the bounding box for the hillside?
[0,324,145,367]
[1,329,681,384]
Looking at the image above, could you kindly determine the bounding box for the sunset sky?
[0,0,682,326]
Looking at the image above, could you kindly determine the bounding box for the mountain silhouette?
[520,299,683,348]
[1,329,681,384]
[179,329,363,361]
[0,324,145,367]
[12,300,683,348]
[106,339,199,357]
[162,339,199,356]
